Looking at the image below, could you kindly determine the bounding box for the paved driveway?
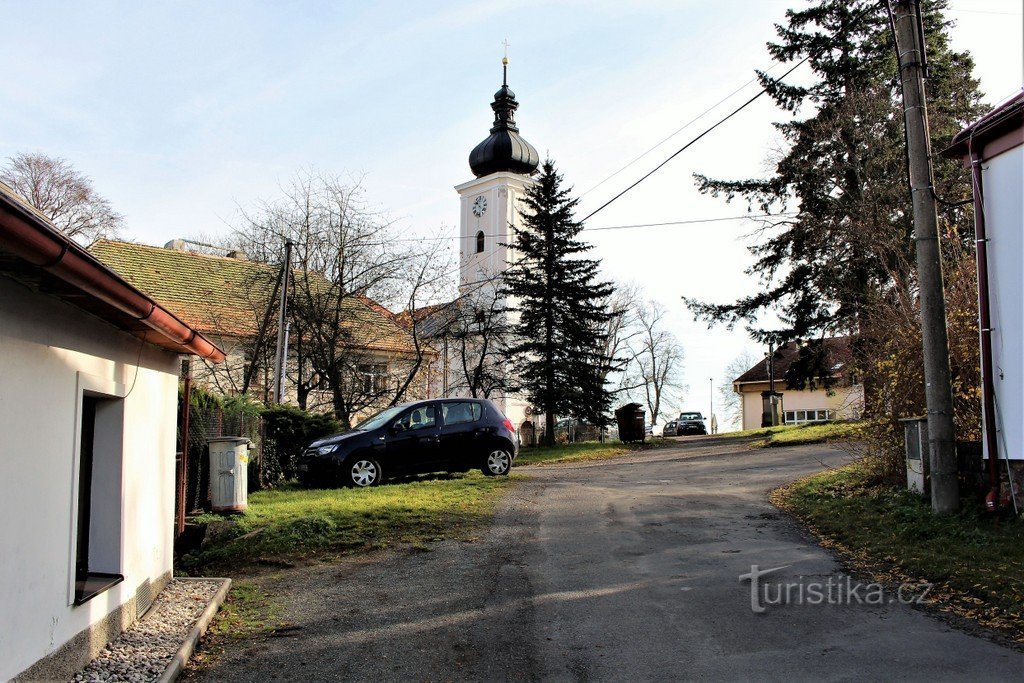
[189,443,1023,681]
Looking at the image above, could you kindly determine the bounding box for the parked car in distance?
[298,398,518,487]
[677,412,707,435]
[663,420,679,436]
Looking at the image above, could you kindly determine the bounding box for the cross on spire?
[502,39,510,86]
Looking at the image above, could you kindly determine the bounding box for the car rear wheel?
[347,458,382,487]
[482,449,512,476]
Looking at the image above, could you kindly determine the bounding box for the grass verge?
[773,461,1024,641]
[179,471,513,573]
[716,420,864,447]
[515,439,676,466]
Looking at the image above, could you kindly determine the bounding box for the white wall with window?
[0,276,182,680]
[736,382,864,431]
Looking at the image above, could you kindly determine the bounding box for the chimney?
[226,250,248,260]
[164,239,188,251]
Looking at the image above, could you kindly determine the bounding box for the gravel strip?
[72,579,222,683]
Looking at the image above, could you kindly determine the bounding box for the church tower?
[451,57,539,429]
[455,57,539,292]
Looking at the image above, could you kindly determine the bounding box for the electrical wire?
[577,62,788,200]
[436,3,882,305]
[390,212,796,244]
[122,337,147,399]
[578,56,810,223]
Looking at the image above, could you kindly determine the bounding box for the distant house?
[732,337,864,431]
[944,89,1023,502]
[89,239,435,422]
[0,184,224,679]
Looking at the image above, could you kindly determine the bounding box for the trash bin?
[615,403,646,444]
[209,437,251,512]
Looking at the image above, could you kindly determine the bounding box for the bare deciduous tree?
[450,284,514,399]
[1,152,123,243]
[221,169,450,426]
[599,282,642,396]
[621,300,686,425]
[718,350,759,431]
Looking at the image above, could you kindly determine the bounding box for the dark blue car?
[298,398,518,487]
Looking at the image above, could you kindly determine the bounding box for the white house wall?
[738,383,864,431]
[0,277,180,680]
[982,144,1023,461]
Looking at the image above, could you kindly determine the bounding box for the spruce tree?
[685,0,984,385]
[504,160,615,446]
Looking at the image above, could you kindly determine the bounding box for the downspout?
[969,140,1001,511]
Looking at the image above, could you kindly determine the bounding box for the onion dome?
[469,59,540,178]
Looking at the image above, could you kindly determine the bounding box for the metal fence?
[177,397,263,515]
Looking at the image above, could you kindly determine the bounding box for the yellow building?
[733,337,863,431]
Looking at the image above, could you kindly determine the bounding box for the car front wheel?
[482,449,512,476]
[347,458,382,487]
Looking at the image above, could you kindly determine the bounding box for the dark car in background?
[663,420,679,436]
[298,398,518,487]
[677,412,707,435]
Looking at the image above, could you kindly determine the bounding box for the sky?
[2,0,1021,424]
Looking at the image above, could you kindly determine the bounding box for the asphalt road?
[189,442,1024,682]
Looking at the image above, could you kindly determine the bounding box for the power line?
[392,212,795,244]
[578,56,810,223]
[576,0,881,223]
[441,1,883,307]
[584,212,795,233]
[453,213,794,290]
[578,62,788,200]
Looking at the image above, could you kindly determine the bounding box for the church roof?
[469,61,540,178]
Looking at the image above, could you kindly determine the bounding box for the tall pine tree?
[685,0,984,385]
[504,160,615,446]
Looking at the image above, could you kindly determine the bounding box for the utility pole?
[272,240,294,405]
[891,0,959,513]
[761,337,780,428]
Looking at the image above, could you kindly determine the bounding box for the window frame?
[783,409,831,425]
[396,403,438,431]
[69,372,127,606]
[441,401,483,426]
[475,230,485,253]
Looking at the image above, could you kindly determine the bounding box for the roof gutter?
[0,191,225,362]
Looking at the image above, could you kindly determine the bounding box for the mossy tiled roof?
[88,240,423,354]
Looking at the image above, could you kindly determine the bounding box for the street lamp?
[709,377,714,434]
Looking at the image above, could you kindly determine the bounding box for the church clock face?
[472,195,488,217]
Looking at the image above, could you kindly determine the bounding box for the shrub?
[262,404,342,482]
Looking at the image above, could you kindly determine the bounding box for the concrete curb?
[155,577,232,683]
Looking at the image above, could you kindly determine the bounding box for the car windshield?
[680,413,703,420]
[354,405,406,431]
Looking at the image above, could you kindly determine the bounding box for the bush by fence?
[177,386,339,513]
[261,405,341,482]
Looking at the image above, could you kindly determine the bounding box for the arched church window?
[476,230,485,253]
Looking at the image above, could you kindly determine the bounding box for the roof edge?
[944,88,1024,158]
[0,183,226,362]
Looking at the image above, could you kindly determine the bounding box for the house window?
[74,392,125,605]
[357,364,388,394]
[476,231,485,253]
[783,409,831,425]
